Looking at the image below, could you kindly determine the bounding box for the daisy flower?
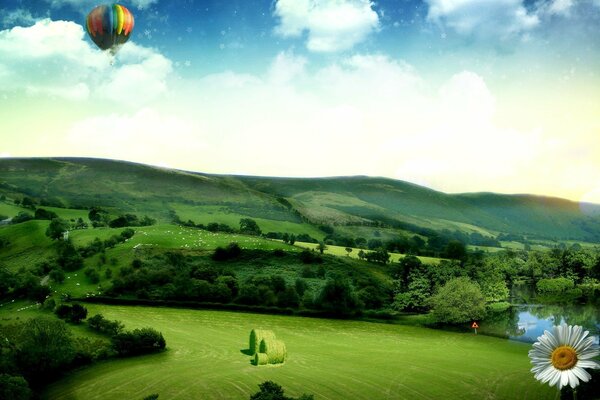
[529,322,600,390]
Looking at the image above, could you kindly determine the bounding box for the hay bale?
[254,352,268,366]
[259,338,287,364]
[249,329,276,354]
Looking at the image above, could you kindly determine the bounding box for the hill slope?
[1,157,599,241]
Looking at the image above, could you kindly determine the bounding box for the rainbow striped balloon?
[86,3,135,53]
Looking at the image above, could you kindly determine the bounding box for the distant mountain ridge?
[1,157,599,242]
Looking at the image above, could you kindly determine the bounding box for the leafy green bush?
[430,277,486,324]
[112,328,166,357]
[0,374,32,400]
[536,277,575,293]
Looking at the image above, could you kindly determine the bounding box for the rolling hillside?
[1,157,599,242]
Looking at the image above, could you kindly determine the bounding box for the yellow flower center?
[551,345,578,370]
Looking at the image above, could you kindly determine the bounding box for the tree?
[239,218,262,236]
[393,275,431,311]
[430,277,486,324]
[112,328,166,357]
[34,208,59,220]
[11,212,33,224]
[13,317,75,383]
[21,197,36,209]
[55,303,88,323]
[316,274,361,314]
[317,242,327,254]
[345,247,352,257]
[444,240,467,261]
[46,218,70,240]
[88,207,109,227]
[0,374,32,400]
[365,248,390,264]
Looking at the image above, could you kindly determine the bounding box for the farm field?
[42,305,557,400]
[294,241,444,265]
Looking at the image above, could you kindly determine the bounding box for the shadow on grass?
[240,348,253,356]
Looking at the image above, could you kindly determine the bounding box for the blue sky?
[1,0,600,203]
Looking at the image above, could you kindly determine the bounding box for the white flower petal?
[567,370,580,389]
[533,340,554,355]
[564,324,573,347]
[537,365,556,382]
[572,366,591,383]
[577,359,600,369]
[549,369,562,387]
[569,325,583,347]
[559,370,569,389]
[555,323,568,345]
[542,330,558,348]
[572,330,590,351]
[578,346,600,360]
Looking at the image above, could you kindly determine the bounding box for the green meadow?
[40,305,557,400]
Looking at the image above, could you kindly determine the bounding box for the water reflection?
[481,284,600,344]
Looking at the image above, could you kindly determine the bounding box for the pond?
[481,284,600,344]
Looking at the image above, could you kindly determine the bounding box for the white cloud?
[0,152,11,158]
[547,0,575,15]
[67,108,205,162]
[0,19,172,105]
[536,0,575,17]
[0,8,40,27]
[273,0,379,52]
[425,0,540,39]
[165,53,549,193]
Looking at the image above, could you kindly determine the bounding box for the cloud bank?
[273,0,379,52]
[0,19,172,105]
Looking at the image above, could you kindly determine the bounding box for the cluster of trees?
[316,224,494,259]
[171,212,235,233]
[0,317,106,398]
[0,267,50,303]
[55,303,88,323]
[391,253,509,316]
[0,312,166,399]
[103,246,391,316]
[172,212,318,245]
[89,207,155,228]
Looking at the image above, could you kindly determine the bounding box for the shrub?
[87,314,124,336]
[430,277,486,324]
[254,352,268,366]
[112,328,166,357]
[34,208,59,220]
[11,212,33,224]
[249,329,276,355]
[249,381,314,400]
[0,374,32,400]
[537,277,575,293]
[54,303,88,323]
[259,338,286,364]
[212,242,242,261]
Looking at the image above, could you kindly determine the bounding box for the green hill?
[1,157,599,242]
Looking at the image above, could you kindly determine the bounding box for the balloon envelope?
[86,4,135,54]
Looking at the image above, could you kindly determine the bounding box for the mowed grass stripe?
[43,306,558,400]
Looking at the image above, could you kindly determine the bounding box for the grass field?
[173,204,326,240]
[295,241,443,265]
[42,305,557,400]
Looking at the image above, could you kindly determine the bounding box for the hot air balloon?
[86,3,135,57]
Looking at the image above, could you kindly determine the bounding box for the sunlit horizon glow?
[0,0,599,204]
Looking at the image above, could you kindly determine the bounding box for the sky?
[0,0,599,203]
